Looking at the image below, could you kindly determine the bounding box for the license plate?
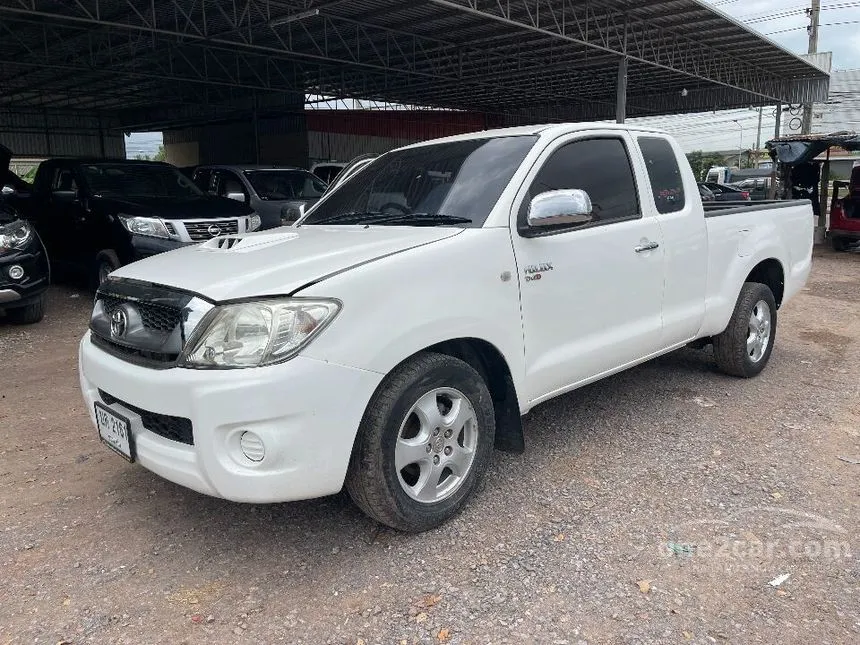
[95,402,135,462]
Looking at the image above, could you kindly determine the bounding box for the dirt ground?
[1,247,858,645]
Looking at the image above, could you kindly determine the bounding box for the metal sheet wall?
[307,110,493,162]
[0,108,124,158]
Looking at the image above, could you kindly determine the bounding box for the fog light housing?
[239,431,265,462]
[8,265,24,280]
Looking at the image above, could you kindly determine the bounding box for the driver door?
[510,133,665,404]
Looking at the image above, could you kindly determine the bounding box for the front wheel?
[713,282,777,378]
[5,293,46,324]
[92,249,121,290]
[346,352,496,532]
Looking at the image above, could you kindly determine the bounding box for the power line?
[766,19,860,35]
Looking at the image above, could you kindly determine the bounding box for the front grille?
[99,390,194,446]
[91,333,179,367]
[100,295,182,333]
[183,219,239,241]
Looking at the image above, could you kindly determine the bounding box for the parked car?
[79,124,813,532]
[4,158,259,288]
[731,177,771,201]
[310,161,348,185]
[701,182,750,202]
[697,183,715,201]
[0,198,49,323]
[193,165,327,228]
[828,165,860,251]
[322,153,379,195]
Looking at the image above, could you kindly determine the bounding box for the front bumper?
[79,332,383,503]
[0,241,49,310]
[130,235,190,260]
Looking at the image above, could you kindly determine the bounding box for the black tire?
[830,236,848,252]
[346,352,496,532]
[713,282,777,378]
[6,293,46,324]
[92,249,121,290]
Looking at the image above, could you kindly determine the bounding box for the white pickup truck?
[79,124,813,532]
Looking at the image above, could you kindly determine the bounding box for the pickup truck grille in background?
[99,390,194,445]
[183,219,239,241]
[99,294,182,333]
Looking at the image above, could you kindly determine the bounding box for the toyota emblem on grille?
[110,308,128,338]
[207,224,222,237]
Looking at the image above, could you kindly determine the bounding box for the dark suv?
[6,158,259,288]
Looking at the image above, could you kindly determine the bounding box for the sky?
[127,0,859,157]
[630,0,860,152]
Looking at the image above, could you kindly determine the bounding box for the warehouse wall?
[0,108,124,158]
[163,112,308,167]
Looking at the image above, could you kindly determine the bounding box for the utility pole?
[801,0,820,134]
[754,106,763,167]
[732,119,744,169]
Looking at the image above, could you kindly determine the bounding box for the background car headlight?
[0,220,34,253]
[248,214,261,231]
[118,215,170,239]
[181,298,340,368]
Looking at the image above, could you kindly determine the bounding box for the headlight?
[118,215,170,239]
[0,220,34,253]
[180,298,340,368]
[248,214,261,231]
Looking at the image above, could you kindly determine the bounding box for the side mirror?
[1,184,15,197]
[52,189,79,202]
[226,191,246,203]
[528,189,593,227]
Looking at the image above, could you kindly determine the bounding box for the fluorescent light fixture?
[269,8,320,27]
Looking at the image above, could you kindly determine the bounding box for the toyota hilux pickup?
[79,124,813,532]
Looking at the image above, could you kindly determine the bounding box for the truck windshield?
[244,170,326,201]
[80,163,203,199]
[301,135,538,227]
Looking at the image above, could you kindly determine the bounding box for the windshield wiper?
[370,213,473,226]
[302,211,390,226]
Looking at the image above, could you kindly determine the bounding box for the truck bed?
[703,199,812,217]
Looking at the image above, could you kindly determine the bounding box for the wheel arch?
[745,257,785,308]
[353,337,525,457]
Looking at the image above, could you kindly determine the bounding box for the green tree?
[133,145,166,162]
[686,151,728,181]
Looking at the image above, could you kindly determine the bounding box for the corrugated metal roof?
[0,0,830,128]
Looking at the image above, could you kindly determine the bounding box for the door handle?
[634,241,659,253]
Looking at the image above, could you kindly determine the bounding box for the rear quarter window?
[639,137,686,214]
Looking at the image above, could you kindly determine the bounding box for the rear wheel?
[830,235,848,252]
[346,352,495,532]
[6,292,46,325]
[713,282,777,378]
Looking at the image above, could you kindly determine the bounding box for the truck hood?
[110,225,463,301]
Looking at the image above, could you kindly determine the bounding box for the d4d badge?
[524,262,553,282]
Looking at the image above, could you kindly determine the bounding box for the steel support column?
[616,57,628,124]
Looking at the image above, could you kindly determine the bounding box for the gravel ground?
[1,247,859,645]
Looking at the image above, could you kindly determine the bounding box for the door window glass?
[519,137,639,232]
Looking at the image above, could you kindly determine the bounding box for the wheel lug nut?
[433,455,440,465]
[426,444,432,453]
[444,446,452,456]
[433,428,440,436]
[444,429,452,438]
